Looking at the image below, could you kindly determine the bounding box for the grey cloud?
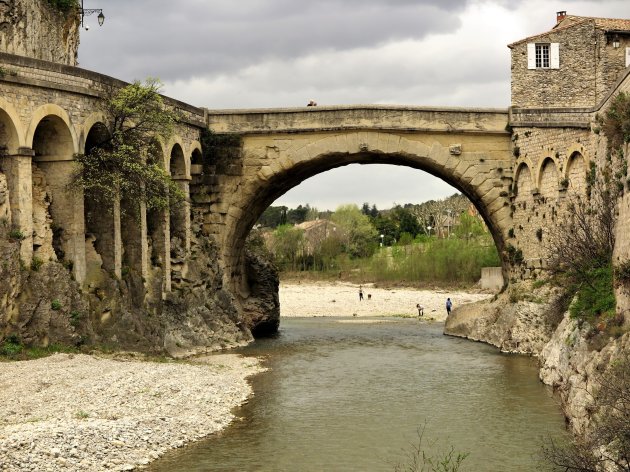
[79,0,476,81]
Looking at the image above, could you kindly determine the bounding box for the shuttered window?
[527,43,560,69]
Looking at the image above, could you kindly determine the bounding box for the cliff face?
[0,217,277,356]
[0,0,80,65]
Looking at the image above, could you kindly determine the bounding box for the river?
[148,318,567,471]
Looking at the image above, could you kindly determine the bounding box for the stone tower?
[0,0,80,65]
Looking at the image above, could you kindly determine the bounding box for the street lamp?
[80,0,105,29]
[380,234,384,247]
[427,226,432,237]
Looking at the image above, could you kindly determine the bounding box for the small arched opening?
[565,151,586,194]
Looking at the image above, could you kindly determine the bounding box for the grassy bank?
[279,236,500,288]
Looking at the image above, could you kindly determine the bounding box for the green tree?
[74,79,183,213]
[453,212,487,240]
[331,204,378,258]
[258,206,288,228]
[270,224,305,271]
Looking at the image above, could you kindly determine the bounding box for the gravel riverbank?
[0,353,263,471]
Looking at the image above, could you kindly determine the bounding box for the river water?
[149,318,567,471]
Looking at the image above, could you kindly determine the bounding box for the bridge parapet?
[206,105,509,135]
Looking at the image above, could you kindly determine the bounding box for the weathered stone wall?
[507,125,593,279]
[0,0,80,66]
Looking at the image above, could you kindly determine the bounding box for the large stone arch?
[215,131,511,297]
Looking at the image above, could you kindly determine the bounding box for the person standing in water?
[446,298,453,316]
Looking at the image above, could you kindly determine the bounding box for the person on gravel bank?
[446,298,453,316]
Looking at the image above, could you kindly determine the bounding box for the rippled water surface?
[149,318,567,471]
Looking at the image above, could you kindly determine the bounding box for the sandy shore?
[0,353,263,472]
[280,281,492,321]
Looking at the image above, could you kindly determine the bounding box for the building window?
[535,44,550,68]
[527,42,560,69]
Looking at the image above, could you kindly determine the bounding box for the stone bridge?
[0,49,603,328]
[203,106,514,295]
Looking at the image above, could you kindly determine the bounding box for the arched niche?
[514,163,532,201]
[565,151,586,194]
[539,157,559,198]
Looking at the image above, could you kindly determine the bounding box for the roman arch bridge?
[203,106,514,295]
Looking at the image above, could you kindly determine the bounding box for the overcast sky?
[78,0,628,211]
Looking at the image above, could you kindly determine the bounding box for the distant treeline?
[249,195,500,285]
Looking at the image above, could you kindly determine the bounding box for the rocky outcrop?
[0,0,80,65]
[444,281,567,354]
[241,249,280,337]
[539,316,630,434]
[0,220,255,356]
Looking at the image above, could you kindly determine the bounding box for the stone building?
[510,11,630,108]
[507,12,630,281]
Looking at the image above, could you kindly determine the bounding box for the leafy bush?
[569,265,616,321]
[51,299,62,311]
[602,91,630,152]
[0,335,22,356]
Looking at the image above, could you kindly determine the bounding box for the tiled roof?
[508,14,630,48]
